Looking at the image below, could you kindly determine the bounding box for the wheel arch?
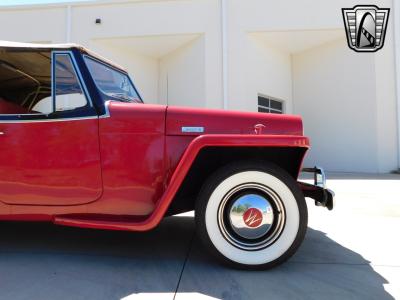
[167,143,308,216]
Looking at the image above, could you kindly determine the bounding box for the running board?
[54,214,151,232]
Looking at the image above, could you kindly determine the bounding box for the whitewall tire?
[195,162,308,269]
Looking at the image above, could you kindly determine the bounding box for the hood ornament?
[254,124,266,135]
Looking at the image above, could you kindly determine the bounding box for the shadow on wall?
[0,216,393,300]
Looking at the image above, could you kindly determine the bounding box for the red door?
[0,118,103,206]
[0,50,102,206]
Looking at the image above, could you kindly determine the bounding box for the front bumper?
[298,166,335,210]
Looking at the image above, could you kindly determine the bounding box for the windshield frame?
[82,54,143,104]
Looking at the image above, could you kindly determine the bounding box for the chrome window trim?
[0,50,98,122]
[0,113,47,117]
[52,51,94,109]
[51,49,55,112]
[0,116,98,124]
[99,100,111,119]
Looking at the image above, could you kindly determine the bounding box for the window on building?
[258,95,284,114]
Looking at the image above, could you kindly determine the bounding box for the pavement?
[0,173,399,300]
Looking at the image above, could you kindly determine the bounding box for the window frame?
[51,51,93,114]
[0,50,97,122]
[83,54,143,104]
[257,94,285,114]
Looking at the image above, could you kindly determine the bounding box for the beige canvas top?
[0,40,127,72]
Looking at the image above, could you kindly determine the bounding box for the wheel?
[195,161,308,270]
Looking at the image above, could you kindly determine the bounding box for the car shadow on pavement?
[0,216,394,300]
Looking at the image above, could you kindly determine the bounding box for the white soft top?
[0,40,127,72]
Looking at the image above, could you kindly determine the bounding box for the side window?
[32,97,52,114]
[0,50,52,115]
[84,56,140,103]
[54,54,87,112]
[0,50,91,118]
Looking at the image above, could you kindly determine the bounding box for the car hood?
[166,106,303,136]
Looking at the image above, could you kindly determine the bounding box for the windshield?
[84,56,141,103]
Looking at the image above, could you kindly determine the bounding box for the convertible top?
[0,40,126,72]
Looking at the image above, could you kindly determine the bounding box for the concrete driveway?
[0,173,399,300]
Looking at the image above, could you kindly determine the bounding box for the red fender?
[55,134,309,231]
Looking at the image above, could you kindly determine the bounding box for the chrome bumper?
[298,166,335,210]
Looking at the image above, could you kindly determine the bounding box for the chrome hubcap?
[218,183,286,250]
[229,194,274,240]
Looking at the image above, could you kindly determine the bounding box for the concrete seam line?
[173,231,195,300]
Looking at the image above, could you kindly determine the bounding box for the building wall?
[0,6,66,42]
[375,23,399,173]
[70,0,223,108]
[0,0,398,173]
[292,35,398,173]
[226,0,398,172]
[159,35,205,107]
[292,39,378,172]
[231,34,293,113]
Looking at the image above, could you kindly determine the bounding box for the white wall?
[375,22,399,172]
[293,38,380,172]
[159,36,205,107]
[0,6,66,42]
[70,0,222,108]
[225,32,293,112]
[243,35,293,113]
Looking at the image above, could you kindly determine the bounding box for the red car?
[0,41,333,269]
